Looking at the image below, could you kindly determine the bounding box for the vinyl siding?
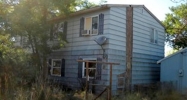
[131,7,165,85]
[107,7,126,93]
[49,9,111,90]
[160,48,187,93]
[48,6,165,94]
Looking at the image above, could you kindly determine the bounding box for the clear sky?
[90,0,181,21]
[90,0,184,55]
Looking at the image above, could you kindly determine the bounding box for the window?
[51,21,67,40]
[82,58,97,78]
[83,16,99,35]
[51,59,61,76]
[80,13,104,36]
[58,22,64,32]
[53,22,64,39]
[150,29,158,44]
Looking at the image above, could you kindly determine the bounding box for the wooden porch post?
[76,60,120,100]
[85,62,89,100]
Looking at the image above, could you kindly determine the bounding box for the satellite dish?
[94,36,107,46]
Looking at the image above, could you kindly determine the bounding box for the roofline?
[157,47,187,64]
[142,5,165,28]
[49,5,109,23]
[49,4,165,28]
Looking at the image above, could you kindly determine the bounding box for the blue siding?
[48,5,165,94]
[160,49,187,93]
[131,7,165,86]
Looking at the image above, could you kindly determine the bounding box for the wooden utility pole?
[125,6,133,92]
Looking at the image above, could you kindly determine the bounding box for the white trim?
[84,15,99,35]
[82,58,97,78]
[51,59,61,76]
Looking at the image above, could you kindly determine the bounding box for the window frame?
[58,22,64,33]
[84,15,99,35]
[53,22,64,40]
[51,59,61,76]
[82,58,97,78]
[151,28,158,44]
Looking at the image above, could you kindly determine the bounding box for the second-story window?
[83,16,99,35]
[50,21,67,41]
[80,13,104,36]
[150,29,158,44]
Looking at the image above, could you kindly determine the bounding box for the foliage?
[76,0,97,10]
[0,0,100,79]
[0,34,38,97]
[165,49,178,56]
[163,3,187,49]
[0,0,76,80]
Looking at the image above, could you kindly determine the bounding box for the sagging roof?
[49,4,165,28]
[157,47,187,64]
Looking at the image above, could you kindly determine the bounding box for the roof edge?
[157,47,187,64]
[142,6,165,28]
[49,5,110,23]
[49,4,165,29]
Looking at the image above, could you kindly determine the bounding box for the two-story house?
[48,4,165,94]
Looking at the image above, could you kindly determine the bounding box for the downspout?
[125,5,133,92]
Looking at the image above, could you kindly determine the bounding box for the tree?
[7,0,78,79]
[1,0,99,80]
[163,3,187,49]
[76,0,97,10]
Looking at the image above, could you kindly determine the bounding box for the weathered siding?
[131,7,165,85]
[48,5,165,94]
[107,7,126,93]
[49,9,111,90]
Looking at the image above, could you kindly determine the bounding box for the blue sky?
[90,0,183,54]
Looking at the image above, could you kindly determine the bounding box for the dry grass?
[0,84,185,100]
[0,76,185,100]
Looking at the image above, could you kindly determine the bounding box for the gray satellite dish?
[94,36,107,46]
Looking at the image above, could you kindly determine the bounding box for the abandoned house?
[48,4,165,94]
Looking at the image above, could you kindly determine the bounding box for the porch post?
[85,62,89,100]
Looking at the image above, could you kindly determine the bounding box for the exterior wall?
[48,6,165,94]
[107,7,126,94]
[132,7,165,85]
[183,52,187,93]
[160,50,187,93]
[49,9,111,91]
